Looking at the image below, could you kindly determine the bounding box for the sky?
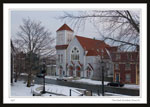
[10,10,140,51]
[11,11,99,41]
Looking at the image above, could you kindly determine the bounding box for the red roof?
[55,45,68,50]
[75,35,111,57]
[57,24,73,32]
[106,46,118,53]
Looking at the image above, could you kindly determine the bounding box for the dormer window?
[71,47,80,61]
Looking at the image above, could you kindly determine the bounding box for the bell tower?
[56,24,74,45]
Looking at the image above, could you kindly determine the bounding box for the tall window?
[71,47,80,61]
[127,54,132,60]
[125,63,130,70]
[58,54,63,63]
[61,54,63,63]
[67,34,72,43]
[125,74,131,82]
[114,63,119,70]
[58,54,60,63]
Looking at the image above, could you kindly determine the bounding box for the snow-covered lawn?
[11,80,83,96]
[45,76,74,81]
[11,80,131,96]
[72,79,109,85]
[11,81,33,96]
[123,84,139,89]
[44,84,83,96]
[45,76,59,80]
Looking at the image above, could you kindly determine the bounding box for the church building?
[55,24,117,80]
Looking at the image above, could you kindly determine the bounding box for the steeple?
[56,23,74,45]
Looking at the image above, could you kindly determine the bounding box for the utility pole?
[42,62,46,93]
[101,49,105,96]
[101,60,104,96]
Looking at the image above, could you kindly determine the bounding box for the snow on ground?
[45,76,59,80]
[11,81,33,96]
[45,84,83,96]
[123,84,139,89]
[20,73,28,76]
[11,80,131,96]
[72,79,109,85]
[11,80,83,96]
[45,76,74,80]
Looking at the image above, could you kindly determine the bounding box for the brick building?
[112,52,139,84]
[14,52,26,75]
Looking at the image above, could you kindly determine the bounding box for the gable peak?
[57,24,73,32]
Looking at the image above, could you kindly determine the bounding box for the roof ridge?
[75,35,101,41]
[75,35,110,45]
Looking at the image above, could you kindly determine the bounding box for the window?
[116,54,120,60]
[125,63,130,70]
[61,54,63,63]
[114,63,119,70]
[58,54,63,63]
[58,54,60,62]
[127,54,132,60]
[67,35,71,43]
[125,74,131,82]
[71,47,80,61]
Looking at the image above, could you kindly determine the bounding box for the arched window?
[71,47,80,61]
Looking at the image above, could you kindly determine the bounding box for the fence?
[69,89,83,96]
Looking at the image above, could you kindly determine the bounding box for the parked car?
[107,82,124,87]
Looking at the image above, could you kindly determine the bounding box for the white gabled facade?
[56,24,114,80]
[66,37,85,77]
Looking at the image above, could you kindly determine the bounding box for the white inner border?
[3,3,147,104]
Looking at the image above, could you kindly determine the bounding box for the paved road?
[19,75,139,96]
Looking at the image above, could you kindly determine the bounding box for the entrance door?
[76,71,80,77]
[87,70,90,78]
[69,70,73,76]
[116,74,120,82]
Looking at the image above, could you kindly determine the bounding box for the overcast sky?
[11,11,99,41]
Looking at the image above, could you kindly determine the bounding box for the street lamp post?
[101,49,105,96]
[41,62,46,94]
[43,74,46,93]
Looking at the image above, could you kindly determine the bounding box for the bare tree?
[11,39,26,83]
[13,18,55,87]
[59,10,139,51]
